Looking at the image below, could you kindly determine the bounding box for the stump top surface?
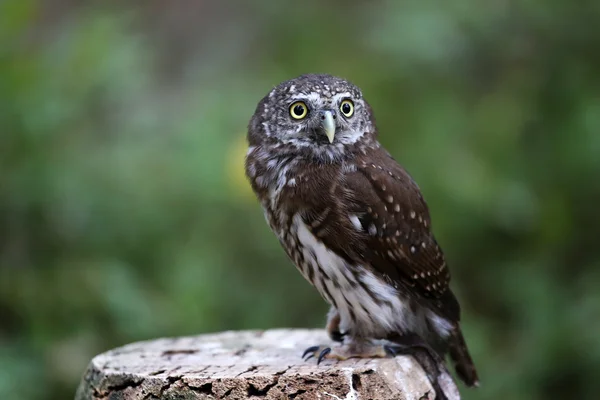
[76,329,456,400]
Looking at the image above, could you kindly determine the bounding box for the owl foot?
[385,335,457,400]
[302,341,390,365]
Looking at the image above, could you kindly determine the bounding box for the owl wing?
[300,150,459,321]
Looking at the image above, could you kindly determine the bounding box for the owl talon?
[317,347,332,365]
[418,390,432,400]
[302,345,338,364]
[302,345,321,360]
[384,344,397,356]
[384,343,410,357]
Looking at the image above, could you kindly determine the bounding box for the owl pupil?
[342,103,351,114]
[294,105,304,115]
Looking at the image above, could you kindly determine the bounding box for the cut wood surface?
[75,329,459,400]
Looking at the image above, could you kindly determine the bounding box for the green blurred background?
[1,0,599,399]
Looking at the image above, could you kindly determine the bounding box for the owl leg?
[326,307,347,342]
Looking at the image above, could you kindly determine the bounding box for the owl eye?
[340,99,354,117]
[289,101,308,119]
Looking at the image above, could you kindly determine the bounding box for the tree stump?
[75,329,460,400]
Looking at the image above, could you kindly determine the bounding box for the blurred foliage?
[1,0,599,399]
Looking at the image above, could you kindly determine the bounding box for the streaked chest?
[287,213,421,337]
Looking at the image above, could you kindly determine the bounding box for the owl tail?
[449,326,479,387]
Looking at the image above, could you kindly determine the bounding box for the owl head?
[248,74,377,157]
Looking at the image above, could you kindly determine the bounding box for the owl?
[245,74,479,397]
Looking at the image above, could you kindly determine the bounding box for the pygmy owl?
[245,74,479,397]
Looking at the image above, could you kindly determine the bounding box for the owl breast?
[283,213,430,338]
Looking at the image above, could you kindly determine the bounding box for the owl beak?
[319,110,336,143]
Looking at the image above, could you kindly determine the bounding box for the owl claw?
[384,343,408,357]
[302,345,335,364]
[317,347,332,365]
[302,345,321,360]
[418,390,432,400]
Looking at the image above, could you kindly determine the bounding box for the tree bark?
[75,329,458,400]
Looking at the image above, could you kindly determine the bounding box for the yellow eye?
[340,99,354,117]
[289,101,308,119]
